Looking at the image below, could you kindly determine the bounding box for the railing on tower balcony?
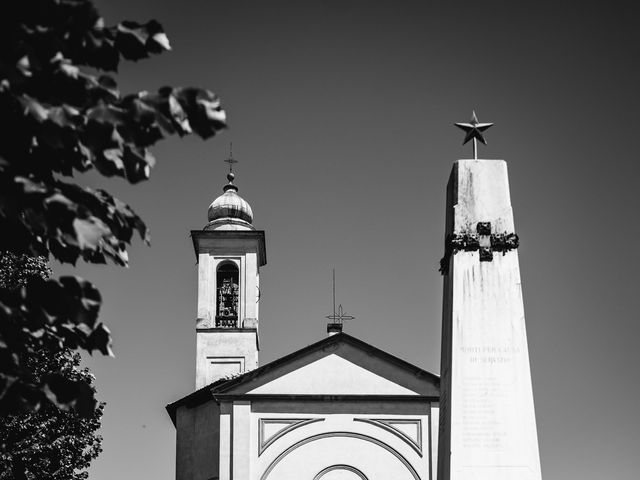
[215,316,238,328]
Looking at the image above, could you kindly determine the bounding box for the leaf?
[96,148,126,177]
[47,105,82,129]
[97,74,120,99]
[114,20,167,61]
[19,95,49,122]
[15,177,48,195]
[16,55,32,77]
[122,145,155,183]
[151,32,171,51]
[59,277,102,321]
[86,104,127,126]
[42,374,97,417]
[86,323,113,357]
[167,93,191,134]
[73,216,110,251]
[82,118,125,154]
[58,61,81,80]
[80,29,120,71]
[173,87,227,138]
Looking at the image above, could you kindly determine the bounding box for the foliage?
[0,0,227,415]
[0,253,52,291]
[0,348,103,480]
[0,253,103,480]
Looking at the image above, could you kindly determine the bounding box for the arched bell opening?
[216,261,239,327]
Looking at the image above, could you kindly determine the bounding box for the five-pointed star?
[454,111,494,145]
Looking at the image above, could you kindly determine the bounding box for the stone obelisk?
[438,114,542,480]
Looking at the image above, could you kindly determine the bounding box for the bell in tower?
[216,262,239,325]
[191,156,266,388]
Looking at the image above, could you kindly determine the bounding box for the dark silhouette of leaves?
[0,347,103,480]
[0,255,106,419]
[0,0,226,417]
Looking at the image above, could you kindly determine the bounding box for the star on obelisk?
[454,111,494,160]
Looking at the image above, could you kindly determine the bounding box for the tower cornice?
[190,230,267,266]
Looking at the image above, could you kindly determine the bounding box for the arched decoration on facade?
[258,418,325,456]
[352,418,423,456]
[313,464,369,480]
[260,431,421,480]
[216,261,239,327]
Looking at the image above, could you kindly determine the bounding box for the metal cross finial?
[454,111,494,159]
[325,269,355,326]
[326,304,355,324]
[224,142,238,172]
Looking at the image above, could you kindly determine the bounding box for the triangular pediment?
[248,353,419,395]
[212,333,439,397]
[167,333,440,424]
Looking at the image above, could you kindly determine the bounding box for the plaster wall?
[233,402,252,480]
[430,403,439,480]
[196,330,258,388]
[219,403,232,480]
[175,402,220,480]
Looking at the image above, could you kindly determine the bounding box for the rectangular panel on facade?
[207,356,245,384]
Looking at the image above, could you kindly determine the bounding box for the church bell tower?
[192,163,266,389]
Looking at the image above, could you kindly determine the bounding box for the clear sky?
[59,1,640,479]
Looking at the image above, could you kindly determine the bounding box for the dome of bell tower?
[205,171,254,231]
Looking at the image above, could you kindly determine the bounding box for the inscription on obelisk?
[437,159,542,480]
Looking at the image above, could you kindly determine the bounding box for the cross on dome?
[224,142,238,173]
[205,147,254,231]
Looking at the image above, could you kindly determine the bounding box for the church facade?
[166,169,442,480]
